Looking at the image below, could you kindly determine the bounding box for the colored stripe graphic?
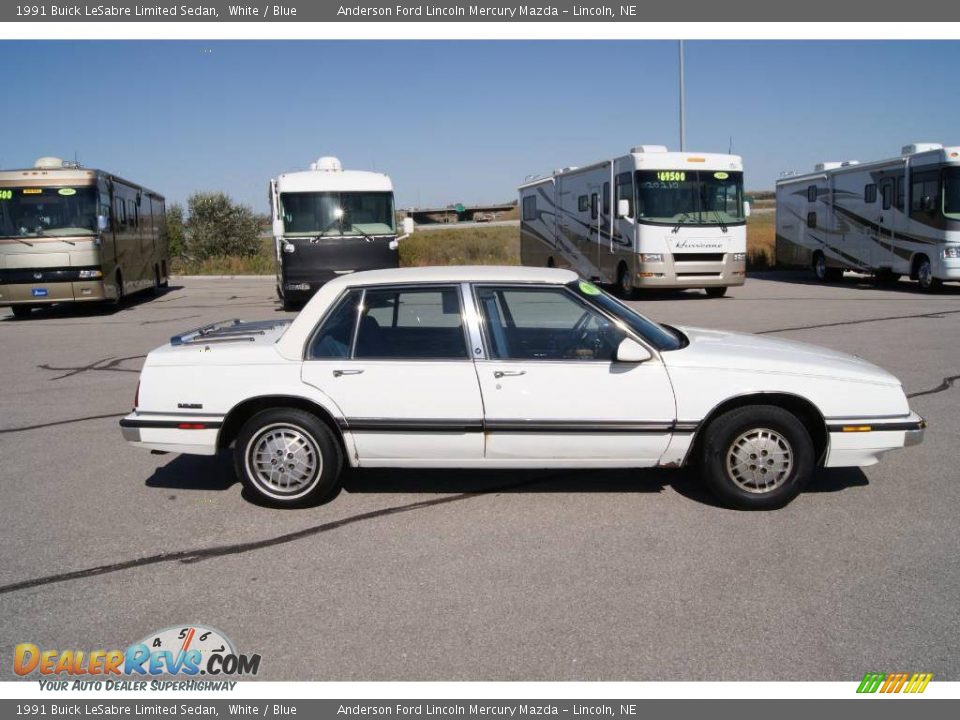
[857,672,932,694]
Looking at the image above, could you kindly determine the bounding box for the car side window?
[476,286,625,361]
[355,286,468,360]
[308,290,362,359]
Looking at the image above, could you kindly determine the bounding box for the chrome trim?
[460,281,486,360]
[904,427,925,447]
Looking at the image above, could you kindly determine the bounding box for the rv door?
[877,176,896,268]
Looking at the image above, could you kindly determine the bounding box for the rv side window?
[881,184,893,210]
[578,195,588,213]
[895,176,905,210]
[602,183,610,214]
[864,184,877,203]
[806,212,817,229]
[615,172,634,217]
[807,185,818,203]
[590,193,598,220]
[910,169,941,222]
[522,196,537,221]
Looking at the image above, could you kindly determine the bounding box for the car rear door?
[301,284,485,464]
[471,284,676,463]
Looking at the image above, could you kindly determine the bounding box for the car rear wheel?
[234,408,342,507]
[699,405,814,510]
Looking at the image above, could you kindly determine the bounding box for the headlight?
[943,247,960,259]
[285,282,310,291]
[640,253,664,263]
[78,269,103,279]
[731,252,746,262]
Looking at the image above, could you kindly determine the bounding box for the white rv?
[518,146,748,297]
[269,156,412,310]
[776,143,960,291]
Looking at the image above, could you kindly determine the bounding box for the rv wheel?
[915,256,942,292]
[813,253,829,282]
[704,286,728,298]
[616,263,636,299]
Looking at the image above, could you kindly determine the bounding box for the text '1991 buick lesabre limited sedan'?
[120,267,925,509]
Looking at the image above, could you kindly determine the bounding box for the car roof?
[326,265,579,290]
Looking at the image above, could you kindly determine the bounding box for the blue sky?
[2,40,958,211]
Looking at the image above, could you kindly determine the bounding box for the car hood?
[662,326,901,386]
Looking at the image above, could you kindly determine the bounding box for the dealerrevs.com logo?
[857,672,933,694]
[14,625,260,687]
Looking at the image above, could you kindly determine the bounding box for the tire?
[699,405,815,510]
[234,408,343,508]
[915,256,942,292]
[10,305,32,319]
[616,263,635,299]
[112,272,124,307]
[281,296,298,312]
[704,286,728,298]
[813,253,843,282]
[152,266,161,295]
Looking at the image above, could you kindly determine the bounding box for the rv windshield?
[943,168,960,220]
[281,192,396,237]
[634,170,744,226]
[0,186,98,238]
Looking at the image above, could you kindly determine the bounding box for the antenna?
[728,136,733,154]
[678,40,686,152]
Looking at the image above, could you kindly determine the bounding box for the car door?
[472,284,676,463]
[301,284,484,464]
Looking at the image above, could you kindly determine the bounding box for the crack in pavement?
[38,355,146,380]
[908,374,960,399]
[0,477,548,596]
[0,411,128,435]
[756,308,960,335]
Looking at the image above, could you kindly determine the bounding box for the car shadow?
[143,453,870,509]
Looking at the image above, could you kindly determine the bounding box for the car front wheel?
[234,408,343,507]
[699,405,814,510]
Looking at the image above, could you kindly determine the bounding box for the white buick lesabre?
[121,267,924,509]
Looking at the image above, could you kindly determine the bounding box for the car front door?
[472,284,676,463]
[301,284,485,464]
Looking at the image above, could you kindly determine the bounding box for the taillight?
[134,381,140,409]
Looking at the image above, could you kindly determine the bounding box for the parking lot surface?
[1,272,958,680]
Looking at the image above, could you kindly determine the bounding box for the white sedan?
[120,267,924,509]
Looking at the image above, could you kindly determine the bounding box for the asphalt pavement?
[1,271,957,681]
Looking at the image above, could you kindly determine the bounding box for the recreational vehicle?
[270,156,413,309]
[776,143,960,291]
[0,157,168,318]
[519,146,748,297]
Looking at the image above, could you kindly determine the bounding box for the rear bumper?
[120,412,223,456]
[824,412,926,467]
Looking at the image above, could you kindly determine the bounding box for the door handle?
[333,369,364,377]
[493,370,526,378]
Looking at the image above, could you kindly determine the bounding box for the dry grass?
[746,213,776,270]
[170,216,778,274]
[399,226,520,267]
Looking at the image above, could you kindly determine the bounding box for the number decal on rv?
[656,171,686,182]
[0,190,12,200]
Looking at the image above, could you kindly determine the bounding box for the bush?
[165,203,186,257]
[185,192,262,260]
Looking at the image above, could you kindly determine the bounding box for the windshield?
[567,280,682,351]
[635,170,744,225]
[944,168,960,220]
[0,186,98,238]
[280,191,396,236]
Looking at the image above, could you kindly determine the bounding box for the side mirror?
[97,215,109,232]
[402,217,415,235]
[616,199,630,218]
[615,337,652,363]
[743,201,751,218]
[282,241,296,254]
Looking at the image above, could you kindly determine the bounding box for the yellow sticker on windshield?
[58,188,77,196]
[579,280,601,296]
[713,172,729,180]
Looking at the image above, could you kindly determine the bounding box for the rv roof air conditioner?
[310,156,343,172]
[631,145,668,154]
[34,156,66,169]
[815,162,843,172]
[902,143,943,156]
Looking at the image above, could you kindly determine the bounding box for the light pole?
[678,40,686,152]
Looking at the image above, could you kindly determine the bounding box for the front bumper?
[824,412,926,467]
[120,412,223,456]
[634,255,746,288]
